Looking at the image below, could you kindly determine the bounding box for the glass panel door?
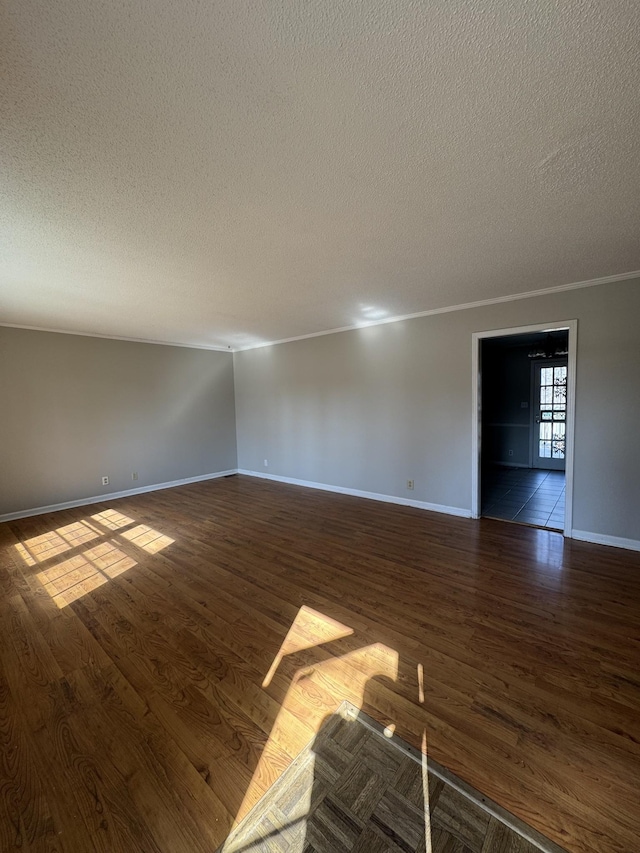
[532,360,567,470]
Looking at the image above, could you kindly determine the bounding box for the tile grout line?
[482,468,566,530]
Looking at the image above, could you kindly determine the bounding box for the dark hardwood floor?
[1,474,639,853]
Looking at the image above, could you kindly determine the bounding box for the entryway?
[471,321,576,534]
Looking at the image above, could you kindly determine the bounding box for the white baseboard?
[0,469,239,523]
[5,470,638,553]
[571,529,640,553]
[237,469,472,518]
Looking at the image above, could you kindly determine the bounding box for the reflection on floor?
[482,467,565,530]
[220,702,566,853]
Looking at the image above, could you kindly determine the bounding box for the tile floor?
[481,467,565,530]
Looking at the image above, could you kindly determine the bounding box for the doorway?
[471,321,576,535]
[532,359,567,469]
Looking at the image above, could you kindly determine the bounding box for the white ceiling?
[1,1,639,351]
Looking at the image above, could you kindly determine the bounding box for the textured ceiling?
[1,1,639,350]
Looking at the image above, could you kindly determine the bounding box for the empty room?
[1,2,639,852]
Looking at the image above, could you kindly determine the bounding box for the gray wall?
[0,329,237,515]
[234,278,640,542]
[3,278,638,541]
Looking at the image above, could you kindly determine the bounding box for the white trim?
[472,320,573,342]
[235,269,639,351]
[0,323,232,353]
[7,468,639,554]
[0,470,238,522]
[471,319,577,539]
[563,326,577,535]
[238,470,471,518]
[571,530,640,552]
[471,336,481,518]
[3,269,638,354]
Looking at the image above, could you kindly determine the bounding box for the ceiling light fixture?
[528,333,569,359]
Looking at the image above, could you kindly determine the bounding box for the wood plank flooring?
[1,475,639,853]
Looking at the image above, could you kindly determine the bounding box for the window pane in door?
[552,423,566,458]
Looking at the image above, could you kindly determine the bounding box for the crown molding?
[234,269,640,352]
[2,268,638,353]
[0,323,232,352]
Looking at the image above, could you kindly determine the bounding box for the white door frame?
[471,320,577,536]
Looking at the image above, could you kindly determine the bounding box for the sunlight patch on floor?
[263,605,354,688]
[38,556,110,608]
[15,509,174,608]
[232,604,402,833]
[91,508,136,530]
[120,524,174,554]
[36,540,138,608]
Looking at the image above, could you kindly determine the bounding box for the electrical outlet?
[132,472,138,481]
[508,450,513,456]
[264,459,268,467]
[101,476,109,486]
[406,479,414,490]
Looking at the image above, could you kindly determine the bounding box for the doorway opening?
[471,322,576,535]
